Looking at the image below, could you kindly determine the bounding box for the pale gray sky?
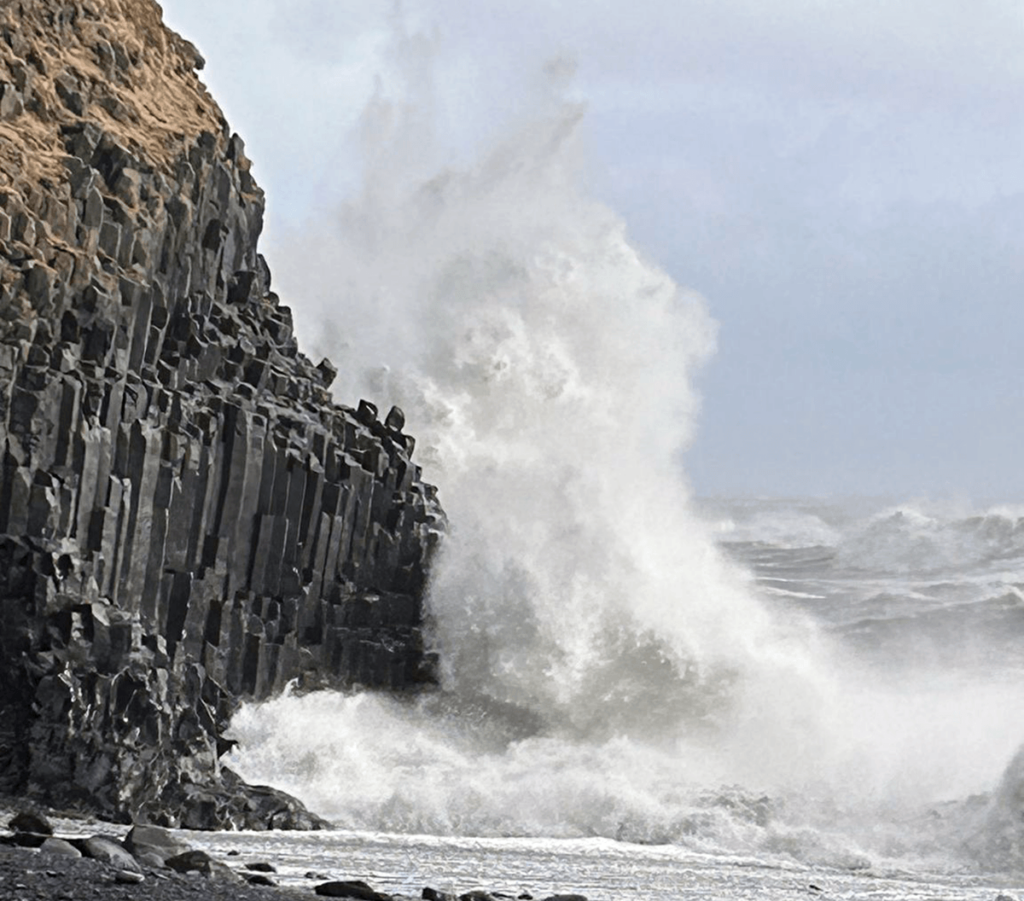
[162,0,1024,499]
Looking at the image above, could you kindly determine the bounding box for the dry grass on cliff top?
[0,0,227,190]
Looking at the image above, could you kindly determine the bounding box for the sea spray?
[229,57,820,813]
[225,35,1024,872]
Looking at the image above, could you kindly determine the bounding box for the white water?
[227,36,1024,879]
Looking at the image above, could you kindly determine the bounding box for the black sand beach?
[0,842,304,900]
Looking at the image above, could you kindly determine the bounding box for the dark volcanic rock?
[0,0,445,828]
[0,842,298,900]
[8,810,52,836]
[39,836,82,858]
[8,830,47,848]
[316,880,392,900]
[80,834,141,872]
[124,823,191,864]
[166,848,240,882]
[246,872,279,886]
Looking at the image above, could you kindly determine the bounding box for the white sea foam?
[228,25,1024,874]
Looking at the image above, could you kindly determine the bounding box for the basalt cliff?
[0,0,445,828]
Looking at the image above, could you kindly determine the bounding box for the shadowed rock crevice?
[0,0,445,828]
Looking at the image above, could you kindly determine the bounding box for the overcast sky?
[161,0,1024,499]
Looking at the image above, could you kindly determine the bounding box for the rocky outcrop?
[0,0,445,827]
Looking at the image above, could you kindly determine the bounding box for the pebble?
[113,868,145,884]
[246,873,278,886]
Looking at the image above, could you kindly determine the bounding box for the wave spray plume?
[227,36,1024,866]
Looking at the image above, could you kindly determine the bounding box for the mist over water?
[227,36,1024,874]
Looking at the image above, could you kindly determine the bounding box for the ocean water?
[223,497,1024,897]
[211,33,1024,898]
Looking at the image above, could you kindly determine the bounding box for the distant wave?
[709,498,1024,577]
[834,505,1024,576]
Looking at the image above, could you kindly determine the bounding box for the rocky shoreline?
[0,808,589,901]
[0,842,304,900]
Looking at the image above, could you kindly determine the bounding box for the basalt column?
[0,0,445,828]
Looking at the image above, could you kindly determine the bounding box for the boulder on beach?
[81,835,142,873]
[124,823,192,865]
[316,879,392,900]
[7,811,53,837]
[166,848,241,882]
[39,837,82,859]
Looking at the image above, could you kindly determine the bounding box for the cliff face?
[0,0,445,828]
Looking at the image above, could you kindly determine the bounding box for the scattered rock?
[38,838,81,859]
[8,811,53,836]
[135,849,168,869]
[113,868,146,884]
[7,810,52,848]
[80,835,141,872]
[124,823,191,864]
[246,861,278,872]
[165,848,240,882]
[8,831,47,848]
[316,879,392,900]
[246,872,278,886]
[165,849,214,872]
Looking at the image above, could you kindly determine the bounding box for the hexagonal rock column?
[0,0,445,828]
